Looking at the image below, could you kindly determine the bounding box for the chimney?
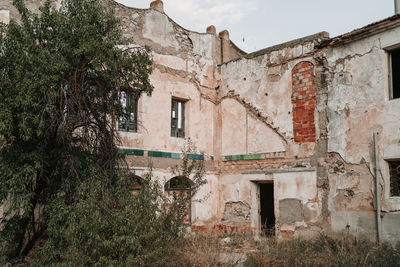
[218,30,230,63]
[150,0,164,13]
[396,0,400,14]
[206,25,216,34]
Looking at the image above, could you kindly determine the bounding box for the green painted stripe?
[148,151,163,157]
[171,153,181,159]
[188,154,204,160]
[148,151,178,158]
[120,149,209,161]
[225,153,261,161]
[118,148,144,156]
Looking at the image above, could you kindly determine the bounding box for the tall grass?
[172,233,400,267]
[246,234,400,267]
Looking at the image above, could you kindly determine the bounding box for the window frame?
[171,98,186,138]
[119,91,138,132]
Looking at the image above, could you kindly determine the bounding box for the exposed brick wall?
[218,158,308,173]
[291,61,316,143]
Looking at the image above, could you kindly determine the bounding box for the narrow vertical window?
[171,99,185,138]
[390,48,400,99]
[119,91,137,132]
[389,160,400,197]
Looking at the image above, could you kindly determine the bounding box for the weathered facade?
[1,0,400,242]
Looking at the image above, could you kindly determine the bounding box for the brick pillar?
[291,61,316,143]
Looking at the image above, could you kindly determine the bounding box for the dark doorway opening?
[260,183,275,236]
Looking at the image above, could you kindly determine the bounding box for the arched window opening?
[164,176,193,224]
[129,174,144,194]
[164,175,192,191]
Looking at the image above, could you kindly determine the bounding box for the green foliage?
[34,158,206,266]
[0,3,206,264]
[0,0,156,262]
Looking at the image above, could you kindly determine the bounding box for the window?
[164,176,192,191]
[389,48,400,99]
[171,99,185,138]
[389,160,400,197]
[129,175,144,191]
[129,174,144,195]
[164,176,193,224]
[119,91,137,132]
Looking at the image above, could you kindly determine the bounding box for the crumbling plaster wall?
[215,35,331,237]
[218,38,325,159]
[109,1,228,226]
[218,169,320,239]
[106,1,222,155]
[326,26,400,241]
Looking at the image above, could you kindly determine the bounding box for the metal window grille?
[171,99,185,138]
[389,161,400,197]
[119,91,137,132]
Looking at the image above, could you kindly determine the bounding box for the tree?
[37,144,206,265]
[0,0,155,261]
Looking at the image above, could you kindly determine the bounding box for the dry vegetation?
[172,233,400,267]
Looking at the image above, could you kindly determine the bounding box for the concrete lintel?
[242,167,316,175]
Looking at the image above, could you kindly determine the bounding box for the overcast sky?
[115,0,395,53]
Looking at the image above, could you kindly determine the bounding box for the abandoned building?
[1,0,400,243]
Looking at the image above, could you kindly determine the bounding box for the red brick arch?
[291,61,316,143]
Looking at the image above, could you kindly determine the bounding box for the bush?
[32,143,206,266]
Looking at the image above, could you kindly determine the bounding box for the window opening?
[129,175,144,195]
[389,160,400,197]
[171,99,185,138]
[164,176,192,224]
[164,176,192,191]
[129,175,143,191]
[390,49,400,99]
[119,91,137,132]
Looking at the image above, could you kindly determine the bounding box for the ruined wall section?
[218,33,329,161]
[105,0,225,224]
[326,26,400,242]
[214,33,331,237]
[102,0,222,156]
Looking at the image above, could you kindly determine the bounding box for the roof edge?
[326,14,400,47]
[244,31,329,60]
